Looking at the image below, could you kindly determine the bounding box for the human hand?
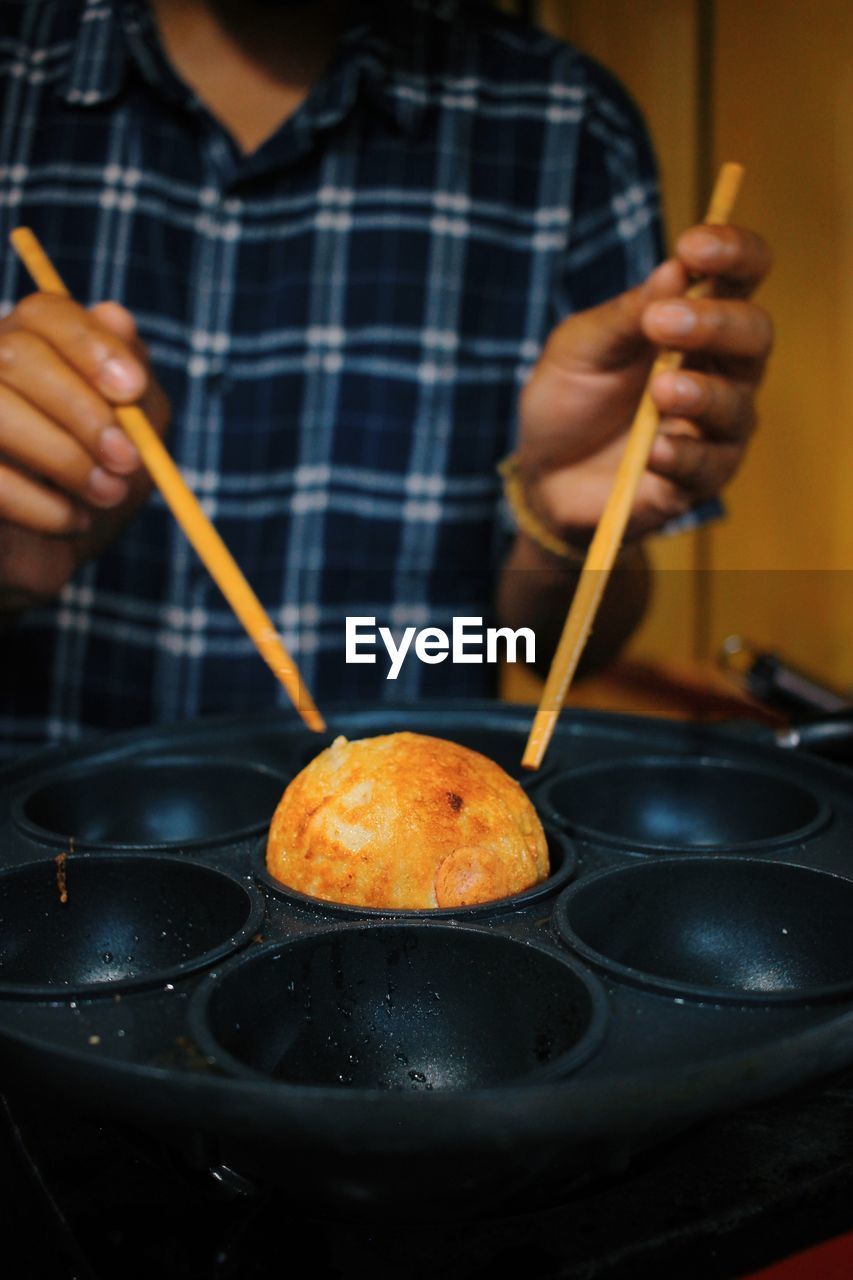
[0,295,170,612]
[516,225,773,546]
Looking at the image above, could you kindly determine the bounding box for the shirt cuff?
[656,498,725,537]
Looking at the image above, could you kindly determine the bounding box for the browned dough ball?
[265,732,549,909]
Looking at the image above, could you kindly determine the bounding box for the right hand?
[517,226,772,544]
[0,294,170,613]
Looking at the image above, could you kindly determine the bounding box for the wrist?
[498,453,638,567]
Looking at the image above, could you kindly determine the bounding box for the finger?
[642,296,774,361]
[90,300,138,346]
[625,470,695,540]
[534,432,693,537]
[90,303,148,459]
[650,368,757,443]
[675,225,773,297]
[0,328,141,475]
[9,293,147,402]
[0,385,130,508]
[543,258,688,374]
[647,430,744,498]
[90,301,169,439]
[0,460,92,536]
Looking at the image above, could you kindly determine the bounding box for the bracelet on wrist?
[498,453,630,566]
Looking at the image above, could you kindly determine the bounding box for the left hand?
[516,224,773,544]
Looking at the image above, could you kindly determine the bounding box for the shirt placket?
[151,120,244,722]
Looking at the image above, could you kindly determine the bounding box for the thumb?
[89,301,152,370]
[89,301,170,439]
[89,300,138,343]
[543,258,687,374]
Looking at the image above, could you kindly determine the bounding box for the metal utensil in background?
[719,635,853,759]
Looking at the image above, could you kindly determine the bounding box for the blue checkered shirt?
[0,0,665,756]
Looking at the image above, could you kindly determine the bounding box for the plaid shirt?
[0,0,664,756]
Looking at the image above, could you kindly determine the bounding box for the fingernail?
[651,435,677,465]
[99,426,140,473]
[672,373,702,408]
[86,466,128,507]
[100,357,141,397]
[684,233,719,263]
[652,303,696,336]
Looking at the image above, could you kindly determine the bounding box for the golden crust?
[265,732,549,909]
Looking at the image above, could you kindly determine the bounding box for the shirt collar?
[339,4,431,138]
[56,0,130,107]
[55,0,430,140]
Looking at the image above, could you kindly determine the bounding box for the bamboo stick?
[522,162,744,770]
[10,227,326,733]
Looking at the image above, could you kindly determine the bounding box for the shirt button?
[206,361,231,392]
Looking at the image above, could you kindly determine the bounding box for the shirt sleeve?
[553,55,725,533]
[552,55,665,322]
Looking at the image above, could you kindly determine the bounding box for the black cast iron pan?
[2,701,853,1220]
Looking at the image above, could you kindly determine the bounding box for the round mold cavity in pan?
[290,726,560,789]
[254,826,577,920]
[12,755,289,851]
[189,923,609,1090]
[553,855,853,1005]
[538,755,829,854]
[0,854,263,999]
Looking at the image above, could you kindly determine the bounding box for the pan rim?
[553,854,853,1006]
[0,851,264,1000]
[9,754,291,853]
[538,753,831,854]
[253,824,577,919]
[187,920,611,1092]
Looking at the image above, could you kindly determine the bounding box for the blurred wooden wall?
[506,0,853,703]
[707,0,853,690]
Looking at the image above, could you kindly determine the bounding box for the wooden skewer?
[10,227,326,733]
[522,162,745,771]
